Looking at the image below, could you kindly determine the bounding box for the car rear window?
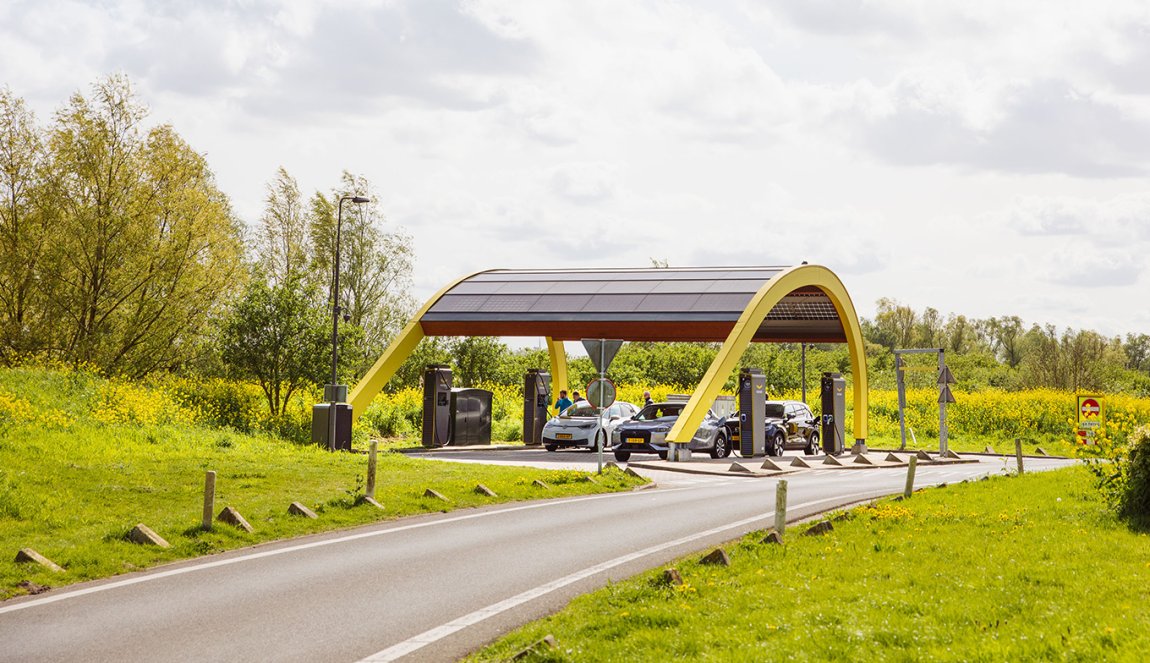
[765,403,786,418]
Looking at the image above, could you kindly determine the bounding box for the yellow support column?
[348,270,487,423]
[667,264,869,444]
[546,337,568,406]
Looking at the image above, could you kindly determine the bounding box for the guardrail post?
[1015,437,1024,476]
[775,480,788,538]
[366,440,378,500]
[904,455,917,499]
[202,470,216,531]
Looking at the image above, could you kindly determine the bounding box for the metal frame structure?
[348,264,869,446]
[894,348,955,454]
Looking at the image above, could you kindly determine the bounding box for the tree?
[985,316,1025,368]
[221,276,329,416]
[256,167,308,285]
[449,336,509,385]
[308,171,415,377]
[0,88,52,363]
[40,75,244,375]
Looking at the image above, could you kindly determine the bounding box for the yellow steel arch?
[348,270,486,421]
[666,264,869,444]
[348,271,572,422]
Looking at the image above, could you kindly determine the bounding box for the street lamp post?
[801,343,815,404]
[327,194,370,451]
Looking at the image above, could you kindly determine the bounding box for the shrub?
[1121,426,1150,524]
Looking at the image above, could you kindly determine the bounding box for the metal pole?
[904,455,917,499]
[938,349,948,456]
[597,340,605,473]
[202,470,216,531]
[801,343,807,404]
[329,197,349,451]
[896,353,907,450]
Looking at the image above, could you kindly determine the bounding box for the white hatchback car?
[541,401,639,451]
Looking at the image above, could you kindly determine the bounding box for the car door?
[797,404,816,438]
[784,404,802,444]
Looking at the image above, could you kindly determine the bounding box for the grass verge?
[471,466,1150,661]
[0,369,646,601]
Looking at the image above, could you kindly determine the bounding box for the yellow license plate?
[556,433,572,440]
[626,437,644,444]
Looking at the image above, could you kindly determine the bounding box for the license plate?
[626,437,644,445]
[556,433,572,440]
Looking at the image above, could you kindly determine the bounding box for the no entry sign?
[1077,395,1103,430]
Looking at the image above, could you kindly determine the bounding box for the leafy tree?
[0,88,52,363]
[221,276,329,416]
[256,167,308,285]
[33,75,244,375]
[449,336,509,385]
[307,171,415,377]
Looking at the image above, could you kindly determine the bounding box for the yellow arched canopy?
[349,265,868,445]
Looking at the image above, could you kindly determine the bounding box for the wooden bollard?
[202,470,216,531]
[774,480,788,539]
[366,440,378,501]
[1015,437,1024,475]
[904,456,917,499]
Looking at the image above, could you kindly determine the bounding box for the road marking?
[357,490,880,662]
[0,485,696,616]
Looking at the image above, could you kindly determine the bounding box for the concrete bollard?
[366,440,378,501]
[774,480,788,539]
[1015,438,1024,475]
[202,470,216,532]
[904,455,917,499]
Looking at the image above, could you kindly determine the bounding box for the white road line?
[0,486,697,616]
[357,491,876,662]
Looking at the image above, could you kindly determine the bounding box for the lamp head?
[350,196,369,204]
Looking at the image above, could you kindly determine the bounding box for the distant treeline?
[3,78,1146,411]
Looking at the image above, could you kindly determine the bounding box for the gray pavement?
[0,448,1075,662]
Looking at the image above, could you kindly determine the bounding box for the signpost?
[1076,394,1104,445]
[582,339,623,473]
[895,348,956,454]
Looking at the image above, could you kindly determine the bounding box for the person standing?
[643,390,653,407]
[554,390,572,414]
[572,390,583,402]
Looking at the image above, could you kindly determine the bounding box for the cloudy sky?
[3,0,1149,339]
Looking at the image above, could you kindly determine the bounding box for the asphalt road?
[0,450,1074,662]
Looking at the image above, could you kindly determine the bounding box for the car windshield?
[634,403,683,421]
[562,403,601,418]
[765,403,786,418]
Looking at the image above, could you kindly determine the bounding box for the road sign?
[937,365,956,384]
[582,339,623,374]
[1077,395,1104,432]
[587,377,617,409]
[938,384,956,404]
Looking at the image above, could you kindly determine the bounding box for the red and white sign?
[1077,395,1104,436]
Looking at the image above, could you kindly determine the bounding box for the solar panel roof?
[419,267,848,342]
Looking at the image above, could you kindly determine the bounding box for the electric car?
[542,401,639,451]
[610,401,731,461]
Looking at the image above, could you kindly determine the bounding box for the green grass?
[0,367,645,601]
[865,432,1078,457]
[471,466,1150,661]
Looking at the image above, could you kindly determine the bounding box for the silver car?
[542,401,639,451]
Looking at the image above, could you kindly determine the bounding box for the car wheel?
[614,449,631,462]
[710,433,729,459]
[657,449,668,460]
[544,444,557,452]
[771,432,785,457]
[805,432,821,455]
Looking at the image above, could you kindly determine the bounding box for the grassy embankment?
[473,466,1150,661]
[0,366,645,601]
